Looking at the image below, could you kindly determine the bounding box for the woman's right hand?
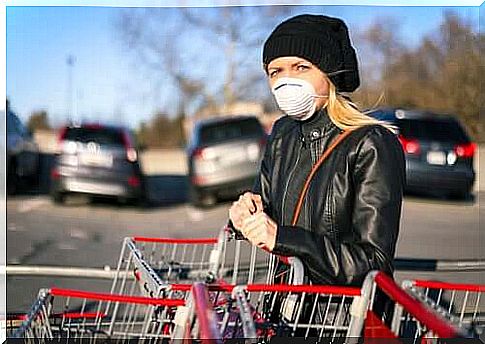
[229,192,263,231]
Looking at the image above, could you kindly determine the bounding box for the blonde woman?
[229,14,405,286]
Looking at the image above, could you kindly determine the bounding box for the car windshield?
[199,118,264,145]
[64,127,125,146]
[398,118,470,143]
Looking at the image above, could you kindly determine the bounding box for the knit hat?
[263,14,360,93]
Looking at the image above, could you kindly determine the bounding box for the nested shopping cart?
[402,278,484,339]
[7,271,470,343]
[111,227,305,299]
[6,283,222,343]
[195,271,469,343]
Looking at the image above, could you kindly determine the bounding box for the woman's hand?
[229,192,263,231]
[241,212,277,251]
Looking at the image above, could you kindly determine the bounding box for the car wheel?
[7,161,19,195]
[27,171,40,189]
[190,186,216,208]
[134,193,149,208]
[449,188,472,201]
[51,191,65,204]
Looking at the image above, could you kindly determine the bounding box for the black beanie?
[263,14,360,93]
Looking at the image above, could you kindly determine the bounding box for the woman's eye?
[269,70,278,78]
[297,65,310,71]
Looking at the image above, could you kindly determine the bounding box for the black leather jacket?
[253,109,406,286]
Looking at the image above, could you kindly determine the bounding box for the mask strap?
[326,69,353,77]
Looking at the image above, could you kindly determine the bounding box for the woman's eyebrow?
[292,60,310,66]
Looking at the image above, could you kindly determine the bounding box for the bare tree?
[357,12,483,140]
[116,6,293,118]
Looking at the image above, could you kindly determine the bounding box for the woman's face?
[267,56,329,110]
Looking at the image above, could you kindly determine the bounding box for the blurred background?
[5,3,484,313]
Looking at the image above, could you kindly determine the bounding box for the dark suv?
[187,116,267,207]
[7,108,40,195]
[370,108,476,199]
[50,123,146,205]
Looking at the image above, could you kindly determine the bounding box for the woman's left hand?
[241,212,278,251]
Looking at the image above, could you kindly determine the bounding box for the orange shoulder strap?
[291,129,355,226]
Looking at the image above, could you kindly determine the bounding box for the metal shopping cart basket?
[357,271,470,342]
[111,235,219,298]
[7,272,469,343]
[6,283,222,343]
[402,278,484,339]
[111,226,305,299]
[197,271,469,343]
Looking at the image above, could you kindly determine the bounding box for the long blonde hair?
[324,77,396,133]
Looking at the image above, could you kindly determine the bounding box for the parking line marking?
[17,198,50,213]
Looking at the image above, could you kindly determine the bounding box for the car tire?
[7,161,19,195]
[449,188,472,201]
[190,186,216,208]
[135,193,149,208]
[51,191,65,204]
[27,171,40,189]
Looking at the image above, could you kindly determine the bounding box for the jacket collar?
[299,108,337,142]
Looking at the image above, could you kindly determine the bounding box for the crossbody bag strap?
[291,129,355,226]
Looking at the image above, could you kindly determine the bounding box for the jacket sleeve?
[251,135,274,217]
[272,126,406,286]
[227,122,277,236]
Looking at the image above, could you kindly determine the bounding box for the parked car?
[369,108,476,199]
[7,109,40,195]
[187,115,267,207]
[50,123,146,205]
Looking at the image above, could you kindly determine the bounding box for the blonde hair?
[324,77,396,133]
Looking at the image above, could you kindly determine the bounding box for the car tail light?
[51,168,60,180]
[191,175,206,185]
[454,142,476,158]
[128,176,140,187]
[398,135,421,155]
[84,123,103,130]
[122,131,137,162]
[58,127,68,142]
[192,148,204,160]
[192,148,215,160]
[54,127,68,154]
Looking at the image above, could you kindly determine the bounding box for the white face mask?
[271,77,327,121]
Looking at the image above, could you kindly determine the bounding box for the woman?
[229,14,405,286]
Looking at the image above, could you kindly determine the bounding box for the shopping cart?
[357,271,469,342]
[111,227,305,299]
[110,235,219,298]
[199,271,468,343]
[7,284,221,343]
[9,271,470,343]
[402,278,484,338]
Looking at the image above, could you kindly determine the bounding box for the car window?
[398,118,470,143]
[64,127,125,146]
[199,118,264,145]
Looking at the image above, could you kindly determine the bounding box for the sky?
[5,2,482,129]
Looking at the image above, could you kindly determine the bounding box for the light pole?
[66,55,76,124]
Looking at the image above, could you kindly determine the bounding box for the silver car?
[50,124,146,205]
[187,115,267,207]
[7,109,40,194]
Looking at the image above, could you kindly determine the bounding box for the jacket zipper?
[281,141,303,224]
